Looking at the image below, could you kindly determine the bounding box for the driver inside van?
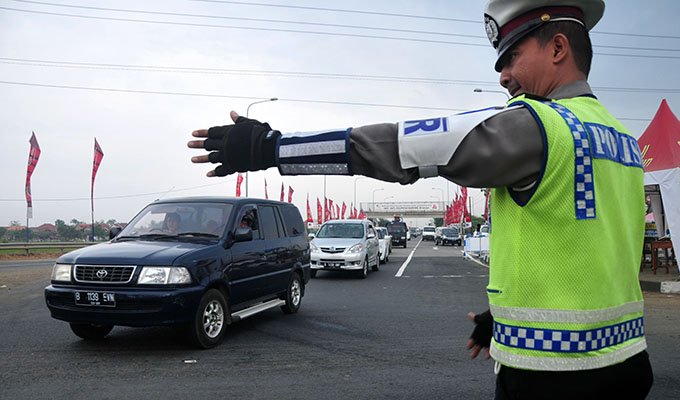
[163,213,181,234]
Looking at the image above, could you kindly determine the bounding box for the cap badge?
[541,13,551,22]
[484,14,500,49]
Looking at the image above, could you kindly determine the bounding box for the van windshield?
[118,202,233,240]
[316,223,364,239]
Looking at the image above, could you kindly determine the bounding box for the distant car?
[310,219,380,279]
[375,227,391,264]
[44,197,311,349]
[422,226,436,241]
[386,221,408,248]
[435,227,462,246]
[408,227,419,238]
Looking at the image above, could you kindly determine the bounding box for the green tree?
[56,219,81,241]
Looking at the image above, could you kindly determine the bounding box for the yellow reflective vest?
[488,95,646,371]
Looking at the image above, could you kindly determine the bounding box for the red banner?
[25,132,41,219]
[341,202,347,219]
[335,204,340,219]
[288,186,294,203]
[317,198,322,225]
[357,209,366,219]
[461,187,470,222]
[236,173,243,197]
[90,138,104,212]
[264,178,268,199]
[484,188,491,222]
[280,182,284,202]
[306,195,313,223]
[328,199,334,220]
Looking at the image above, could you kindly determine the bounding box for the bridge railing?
[0,242,97,256]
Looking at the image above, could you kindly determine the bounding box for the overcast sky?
[1,0,679,228]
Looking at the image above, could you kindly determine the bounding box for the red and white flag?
[25,132,41,219]
[91,138,104,212]
[484,188,491,222]
[280,182,285,202]
[317,198,323,225]
[288,186,294,203]
[341,202,347,219]
[264,178,269,199]
[306,194,313,223]
[236,173,243,197]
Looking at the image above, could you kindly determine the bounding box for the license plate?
[75,291,116,307]
[324,262,342,268]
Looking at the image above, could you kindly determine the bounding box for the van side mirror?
[109,226,122,239]
[234,227,253,242]
[368,233,376,239]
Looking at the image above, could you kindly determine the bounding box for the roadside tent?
[637,99,680,249]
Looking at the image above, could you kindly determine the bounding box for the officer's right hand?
[188,111,280,177]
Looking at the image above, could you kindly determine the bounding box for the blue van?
[44,197,310,348]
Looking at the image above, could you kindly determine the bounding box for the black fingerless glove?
[469,310,494,348]
[204,116,281,177]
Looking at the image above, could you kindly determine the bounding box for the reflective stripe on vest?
[493,317,644,353]
[544,102,597,220]
[490,338,648,371]
[490,301,644,324]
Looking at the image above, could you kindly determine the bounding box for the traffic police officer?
[188,0,654,398]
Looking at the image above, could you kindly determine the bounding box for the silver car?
[375,226,392,264]
[310,219,380,279]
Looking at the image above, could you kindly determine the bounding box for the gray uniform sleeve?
[349,107,544,189]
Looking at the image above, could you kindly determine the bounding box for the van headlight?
[51,263,72,282]
[138,267,192,285]
[347,243,364,254]
[310,242,320,253]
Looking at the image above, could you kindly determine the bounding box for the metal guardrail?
[0,242,98,256]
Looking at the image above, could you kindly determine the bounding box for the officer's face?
[499,36,555,98]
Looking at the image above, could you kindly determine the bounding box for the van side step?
[231,299,285,322]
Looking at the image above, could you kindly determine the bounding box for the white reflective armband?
[397,106,521,176]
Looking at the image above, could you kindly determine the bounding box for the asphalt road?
[1,240,679,399]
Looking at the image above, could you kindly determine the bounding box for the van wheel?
[69,323,113,340]
[189,289,228,349]
[357,257,368,279]
[281,273,303,314]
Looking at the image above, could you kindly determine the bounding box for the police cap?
[484,0,605,72]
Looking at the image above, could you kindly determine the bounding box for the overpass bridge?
[359,201,446,219]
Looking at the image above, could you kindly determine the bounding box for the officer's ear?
[551,33,570,65]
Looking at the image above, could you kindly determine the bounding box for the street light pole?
[354,176,365,211]
[473,88,511,101]
[245,97,278,197]
[372,188,384,211]
[432,187,444,208]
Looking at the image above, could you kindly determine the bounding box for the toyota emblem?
[96,269,108,279]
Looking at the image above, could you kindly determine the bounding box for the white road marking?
[395,238,422,277]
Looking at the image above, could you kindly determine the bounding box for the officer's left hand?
[466,311,493,360]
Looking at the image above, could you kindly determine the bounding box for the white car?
[422,226,436,241]
[375,227,391,264]
[310,219,380,279]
